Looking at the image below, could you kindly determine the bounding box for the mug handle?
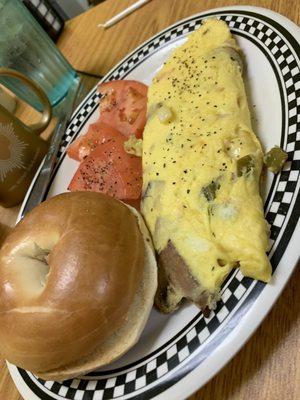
[0,67,52,135]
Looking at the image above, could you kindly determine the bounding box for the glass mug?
[0,0,77,111]
[0,68,52,208]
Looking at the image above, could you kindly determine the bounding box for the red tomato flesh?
[66,123,104,161]
[68,123,142,200]
[98,80,147,139]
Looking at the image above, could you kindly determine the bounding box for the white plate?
[9,6,300,400]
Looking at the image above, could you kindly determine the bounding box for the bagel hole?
[24,243,51,289]
[12,235,59,297]
[33,243,50,287]
[37,262,49,288]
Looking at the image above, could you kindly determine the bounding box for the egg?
[141,19,271,313]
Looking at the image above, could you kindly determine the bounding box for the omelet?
[141,19,272,313]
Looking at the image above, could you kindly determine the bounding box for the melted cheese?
[141,19,271,294]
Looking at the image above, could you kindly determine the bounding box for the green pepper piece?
[201,180,220,201]
[237,154,254,177]
[264,146,288,173]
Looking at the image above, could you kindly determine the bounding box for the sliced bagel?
[0,192,157,381]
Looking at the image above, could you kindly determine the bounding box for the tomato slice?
[98,80,147,139]
[68,123,142,200]
[67,123,105,161]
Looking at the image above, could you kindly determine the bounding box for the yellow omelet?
[141,19,272,313]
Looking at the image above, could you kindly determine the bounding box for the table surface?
[0,0,299,399]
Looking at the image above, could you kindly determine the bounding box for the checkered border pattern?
[224,14,300,247]
[34,272,252,400]
[56,91,101,160]
[25,13,299,400]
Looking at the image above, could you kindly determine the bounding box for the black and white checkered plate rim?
[12,7,300,400]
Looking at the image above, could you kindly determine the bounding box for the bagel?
[0,192,157,381]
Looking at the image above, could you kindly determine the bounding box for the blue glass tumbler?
[0,0,78,111]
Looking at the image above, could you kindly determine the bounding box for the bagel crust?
[0,192,145,374]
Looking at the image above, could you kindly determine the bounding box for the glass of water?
[0,0,78,111]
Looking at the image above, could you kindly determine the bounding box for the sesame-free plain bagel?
[0,192,157,380]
